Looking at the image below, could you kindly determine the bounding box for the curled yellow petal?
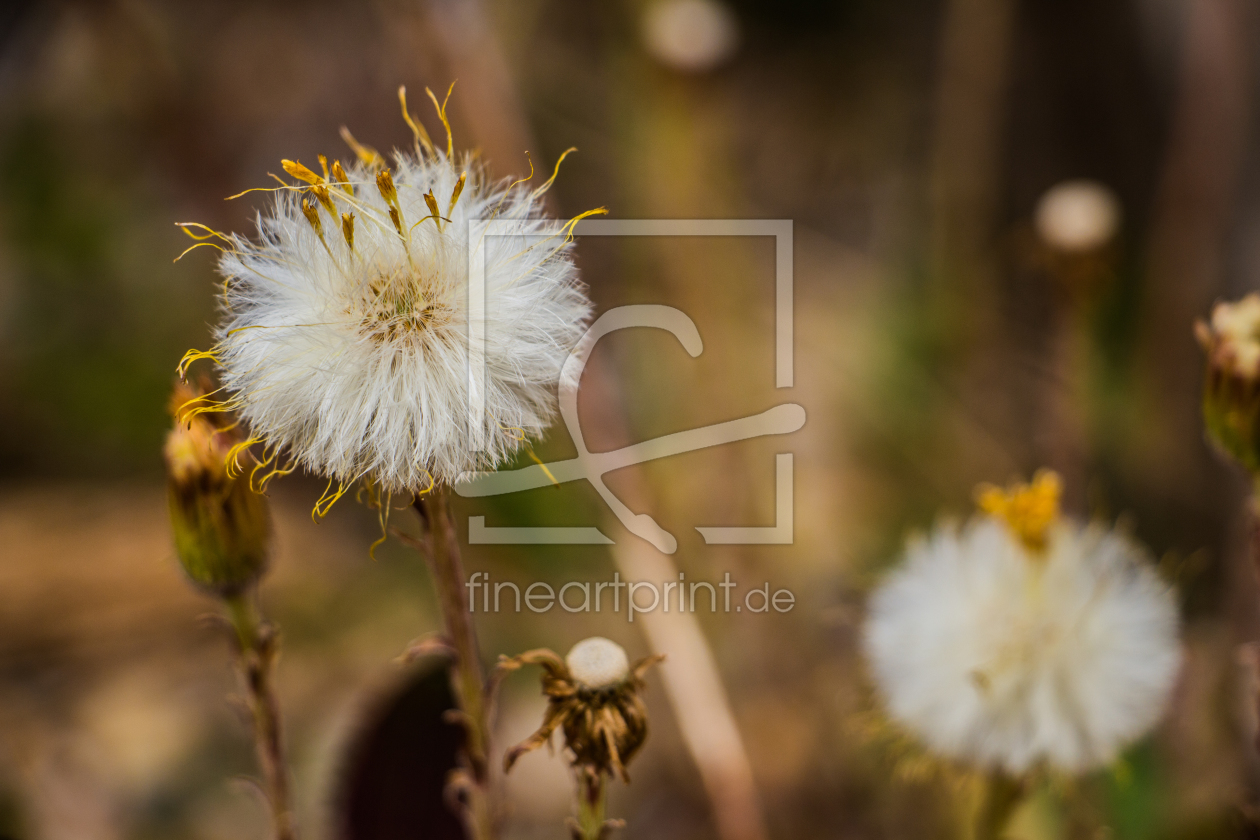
[399,85,436,158]
[340,127,384,170]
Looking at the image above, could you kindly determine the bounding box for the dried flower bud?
[502,639,663,782]
[1198,295,1260,472]
[164,383,271,596]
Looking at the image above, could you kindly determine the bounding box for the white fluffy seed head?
[1034,179,1121,253]
[566,637,631,690]
[642,0,740,73]
[864,516,1181,775]
[211,150,592,494]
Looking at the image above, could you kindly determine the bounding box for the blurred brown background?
[1,0,1259,837]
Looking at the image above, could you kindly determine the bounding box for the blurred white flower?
[180,91,595,500]
[864,472,1180,774]
[1199,293,1260,379]
[1034,179,1121,253]
[642,0,740,74]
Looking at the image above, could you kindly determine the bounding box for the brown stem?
[413,490,495,839]
[1248,490,1260,758]
[225,591,297,840]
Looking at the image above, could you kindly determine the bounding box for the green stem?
[575,770,609,840]
[224,591,297,840]
[414,491,494,840]
[975,771,1023,840]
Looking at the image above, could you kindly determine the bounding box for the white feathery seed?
[201,144,592,495]
[566,637,631,690]
[864,515,1181,775]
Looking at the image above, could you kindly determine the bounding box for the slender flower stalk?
[573,769,612,840]
[411,490,495,839]
[225,591,297,840]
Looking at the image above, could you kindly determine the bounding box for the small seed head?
[566,637,631,690]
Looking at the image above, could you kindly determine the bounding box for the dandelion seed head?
[642,0,740,73]
[864,475,1180,775]
[193,129,593,496]
[1034,179,1121,253]
[566,637,631,690]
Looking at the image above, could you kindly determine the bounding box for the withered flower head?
[163,382,271,596]
[1197,294,1260,471]
[502,637,663,782]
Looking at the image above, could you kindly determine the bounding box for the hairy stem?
[225,591,297,840]
[413,491,495,839]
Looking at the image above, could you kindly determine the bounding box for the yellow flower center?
[975,470,1062,553]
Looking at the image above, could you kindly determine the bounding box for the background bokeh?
[1,0,1258,837]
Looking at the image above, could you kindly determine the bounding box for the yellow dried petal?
[331,160,353,195]
[282,158,323,185]
[311,183,335,214]
[341,212,355,250]
[975,470,1062,553]
[449,172,466,215]
[423,189,442,221]
[376,168,399,207]
[301,198,322,236]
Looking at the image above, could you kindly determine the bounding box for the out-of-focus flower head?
[164,381,271,596]
[864,471,1181,775]
[1034,180,1121,254]
[1197,294,1260,472]
[177,87,599,514]
[642,0,740,74]
[502,637,663,783]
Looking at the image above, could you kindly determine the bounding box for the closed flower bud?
[164,383,271,596]
[1197,294,1260,472]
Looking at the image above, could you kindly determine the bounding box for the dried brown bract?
[501,638,663,783]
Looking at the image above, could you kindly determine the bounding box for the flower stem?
[1247,483,1260,756]
[413,491,495,839]
[573,769,610,840]
[224,591,297,840]
[974,771,1022,840]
